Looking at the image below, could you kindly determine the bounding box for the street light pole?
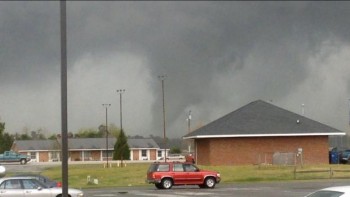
[102,104,111,168]
[59,1,68,196]
[158,75,167,162]
[116,89,125,131]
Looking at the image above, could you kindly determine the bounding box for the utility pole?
[59,1,68,196]
[116,89,126,131]
[158,75,167,162]
[102,104,111,168]
[187,110,191,153]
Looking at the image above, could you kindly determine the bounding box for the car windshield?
[307,190,344,197]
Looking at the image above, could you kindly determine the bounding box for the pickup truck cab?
[146,161,221,189]
[0,151,31,165]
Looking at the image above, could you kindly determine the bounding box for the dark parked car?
[146,161,221,189]
[339,150,350,164]
[12,174,62,188]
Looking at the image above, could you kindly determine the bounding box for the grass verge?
[33,163,350,189]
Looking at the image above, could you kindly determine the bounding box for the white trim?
[69,149,106,151]
[183,132,346,139]
[130,150,133,161]
[19,150,60,152]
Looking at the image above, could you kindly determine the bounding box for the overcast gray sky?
[1,1,350,138]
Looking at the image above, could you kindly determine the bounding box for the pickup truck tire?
[161,178,173,189]
[204,177,216,188]
[20,159,27,165]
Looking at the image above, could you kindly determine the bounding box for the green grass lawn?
[38,163,350,189]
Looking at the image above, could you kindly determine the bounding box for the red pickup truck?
[146,161,221,189]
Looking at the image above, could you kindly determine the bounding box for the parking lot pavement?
[84,180,350,197]
[3,162,349,197]
[84,187,307,197]
[0,162,45,174]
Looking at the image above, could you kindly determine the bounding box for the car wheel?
[20,159,27,165]
[155,183,163,189]
[161,178,173,189]
[204,177,216,188]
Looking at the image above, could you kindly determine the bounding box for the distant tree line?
[0,122,13,153]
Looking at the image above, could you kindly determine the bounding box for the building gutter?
[183,132,346,139]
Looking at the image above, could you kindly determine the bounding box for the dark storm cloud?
[0,1,59,86]
[1,1,350,137]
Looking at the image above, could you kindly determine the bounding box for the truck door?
[172,163,187,185]
[183,164,202,184]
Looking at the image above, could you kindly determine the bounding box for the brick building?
[11,138,163,162]
[183,100,345,166]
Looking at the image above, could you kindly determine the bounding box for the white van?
[166,154,185,161]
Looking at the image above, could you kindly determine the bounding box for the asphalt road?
[83,180,350,197]
[2,162,350,197]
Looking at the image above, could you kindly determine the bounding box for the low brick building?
[183,100,345,166]
[11,138,162,162]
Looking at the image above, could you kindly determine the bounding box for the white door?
[23,188,51,197]
[0,189,24,197]
[22,179,50,197]
[0,179,25,197]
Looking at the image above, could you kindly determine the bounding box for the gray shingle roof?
[128,138,160,149]
[67,138,116,150]
[13,140,59,151]
[15,138,160,151]
[183,100,345,139]
[66,138,159,150]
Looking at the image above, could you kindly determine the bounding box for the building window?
[142,150,147,157]
[49,151,59,162]
[102,150,113,159]
[82,151,92,161]
[30,152,36,160]
[157,150,162,157]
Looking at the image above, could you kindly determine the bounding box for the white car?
[0,177,84,197]
[305,186,350,197]
[158,154,185,161]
